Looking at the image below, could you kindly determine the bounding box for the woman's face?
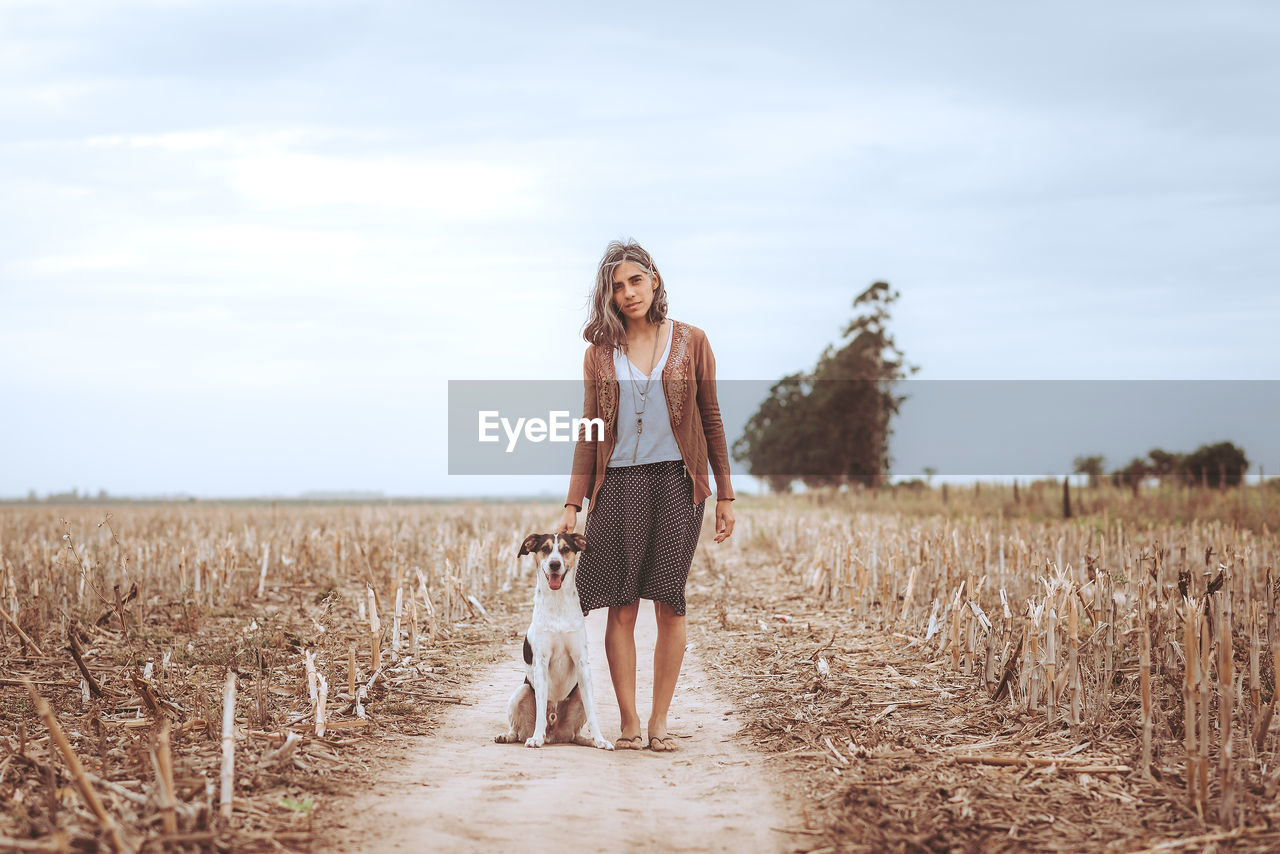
[610,260,658,324]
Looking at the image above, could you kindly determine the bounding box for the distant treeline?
[12,489,148,503]
[1072,441,1252,493]
[1,491,559,506]
[10,489,391,502]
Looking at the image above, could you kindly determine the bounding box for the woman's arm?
[695,332,735,503]
[561,347,599,526]
[694,330,736,543]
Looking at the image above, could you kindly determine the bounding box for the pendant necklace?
[624,321,663,463]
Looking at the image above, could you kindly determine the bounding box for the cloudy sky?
[2,1,1277,498]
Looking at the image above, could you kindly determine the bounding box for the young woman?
[557,240,735,752]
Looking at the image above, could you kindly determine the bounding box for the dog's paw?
[525,735,544,748]
[495,734,517,744]
[594,736,614,750]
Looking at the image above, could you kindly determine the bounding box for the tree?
[1072,455,1106,488]
[732,281,917,489]
[1111,457,1150,497]
[1146,448,1184,481]
[1181,441,1249,488]
[732,373,811,494]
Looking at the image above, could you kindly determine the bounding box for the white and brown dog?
[495,533,612,750]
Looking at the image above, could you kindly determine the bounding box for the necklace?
[623,321,663,462]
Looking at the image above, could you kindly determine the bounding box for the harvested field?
[3,493,1280,852]
[0,503,534,852]
[688,502,1280,852]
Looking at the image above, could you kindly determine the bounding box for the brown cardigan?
[565,319,735,513]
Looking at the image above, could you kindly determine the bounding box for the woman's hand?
[556,505,578,534]
[713,499,735,543]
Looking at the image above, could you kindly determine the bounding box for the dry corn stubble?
[687,492,1280,852]
[5,485,1280,852]
[0,502,540,852]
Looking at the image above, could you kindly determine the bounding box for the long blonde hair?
[582,240,668,349]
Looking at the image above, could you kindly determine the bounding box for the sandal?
[614,735,644,750]
[648,735,678,753]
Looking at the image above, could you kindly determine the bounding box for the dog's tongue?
[548,576,563,590]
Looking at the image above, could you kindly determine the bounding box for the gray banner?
[447,380,1279,477]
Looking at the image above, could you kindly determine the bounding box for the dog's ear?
[518,534,545,557]
[564,533,587,553]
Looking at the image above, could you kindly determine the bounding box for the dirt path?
[322,602,794,853]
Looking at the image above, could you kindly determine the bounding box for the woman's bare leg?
[605,601,641,741]
[648,601,686,748]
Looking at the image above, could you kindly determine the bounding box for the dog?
[494,533,612,750]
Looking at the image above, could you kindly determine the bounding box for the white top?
[608,325,684,468]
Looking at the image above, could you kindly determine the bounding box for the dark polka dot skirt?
[576,459,707,617]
